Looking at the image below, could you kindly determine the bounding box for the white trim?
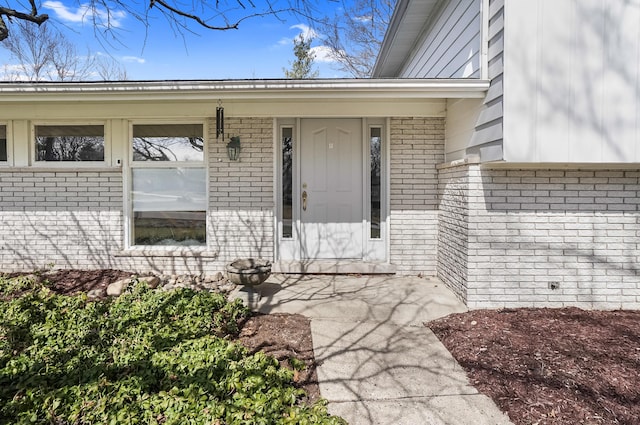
[480,0,490,80]
[275,117,391,263]
[384,117,391,263]
[361,119,368,256]
[0,79,490,101]
[126,119,209,249]
[115,248,217,257]
[364,118,388,262]
[272,118,279,262]
[274,118,299,261]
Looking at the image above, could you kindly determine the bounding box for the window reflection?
[370,127,381,239]
[131,124,206,247]
[35,125,104,162]
[134,211,206,246]
[133,124,204,162]
[0,125,6,161]
[282,128,293,238]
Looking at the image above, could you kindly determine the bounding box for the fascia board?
[0,79,489,102]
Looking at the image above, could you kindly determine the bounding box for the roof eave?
[0,79,490,102]
[372,0,442,78]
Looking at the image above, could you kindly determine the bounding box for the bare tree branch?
[0,5,48,41]
[151,0,239,30]
[316,0,394,77]
[0,1,321,43]
[2,20,127,81]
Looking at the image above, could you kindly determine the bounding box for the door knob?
[302,191,308,211]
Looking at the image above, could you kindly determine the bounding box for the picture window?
[131,124,206,246]
[35,124,104,162]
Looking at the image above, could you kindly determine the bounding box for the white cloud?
[122,56,145,64]
[289,24,319,41]
[353,15,373,23]
[43,1,126,28]
[274,23,339,65]
[277,37,291,46]
[0,64,28,81]
[310,46,339,63]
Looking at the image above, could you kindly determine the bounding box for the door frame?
[274,117,389,262]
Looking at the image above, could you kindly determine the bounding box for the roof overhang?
[0,78,489,103]
[372,0,443,77]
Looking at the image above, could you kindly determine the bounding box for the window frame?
[30,121,110,167]
[363,118,388,262]
[127,120,208,249]
[0,122,10,166]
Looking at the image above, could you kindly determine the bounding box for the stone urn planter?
[226,258,272,286]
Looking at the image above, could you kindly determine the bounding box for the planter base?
[226,258,272,286]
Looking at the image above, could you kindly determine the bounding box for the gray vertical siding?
[468,0,504,161]
[400,0,482,78]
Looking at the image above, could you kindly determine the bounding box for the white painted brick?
[439,166,640,310]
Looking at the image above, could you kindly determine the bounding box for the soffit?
[372,0,442,77]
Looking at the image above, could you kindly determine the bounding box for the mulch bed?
[6,269,638,423]
[427,308,640,425]
[237,313,320,403]
[3,268,135,297]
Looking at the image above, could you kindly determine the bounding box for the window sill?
[3,166,122,173]
[114,248,218,258]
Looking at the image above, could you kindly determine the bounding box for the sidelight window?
[370,127,382,239]
[0,125,6,162]
[282,127,293,238]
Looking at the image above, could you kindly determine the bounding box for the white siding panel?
[536,0,572,162]
[502,0,536,162]
[445,98,484,161]
[567,0,605,162]
[602,1,640,161]
[504,0,640,163]
[400,0,482,78]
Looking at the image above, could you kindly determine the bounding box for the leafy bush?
[0,274,40,296]
[0,282,346,424]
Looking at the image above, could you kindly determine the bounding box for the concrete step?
[272,260,396,274]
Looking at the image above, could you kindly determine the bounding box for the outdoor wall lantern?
[227,136,241,161]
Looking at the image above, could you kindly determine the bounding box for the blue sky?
[0,1,354,80]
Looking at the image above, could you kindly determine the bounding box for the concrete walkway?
[232,274,514,425]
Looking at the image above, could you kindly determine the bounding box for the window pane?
[132,167,206,246]
[133,124,204,161]
[35,125,104,161]
[0,125,6,161]
[282,127,293,238]
[134,211,206,246]
[370,127,381,239]
[132,168,206,212]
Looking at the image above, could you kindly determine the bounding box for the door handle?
[302,191,308,211]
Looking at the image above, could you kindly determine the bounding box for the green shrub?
[0,282,346,424]
[0,275,40,296]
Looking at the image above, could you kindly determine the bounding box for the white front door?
[300,119,363,259]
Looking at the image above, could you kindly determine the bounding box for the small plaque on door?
[328,143,334,149]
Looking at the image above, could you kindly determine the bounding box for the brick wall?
[437,164,470,301]
[0,170,123,271]
[461,166,640,309]
[389,117,444,274]
[208,117,274,265]
[0,117,274,276]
